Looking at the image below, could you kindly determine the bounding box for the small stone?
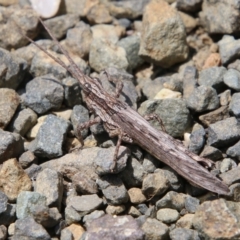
[220,166,240,185]
[25,164,42,180]
[26,115,47,140]
[156,208,180,224]
[65,206,81,225]
[198,66,226,92]
[220,89,231,106]
[0,225,7,240]
[19,151,37,169]
[220,158,237,173]
[0,130,24,164]
[65,223,85,240]
[185,196,200,213]
[227,140,240,161]
[128,206,142,218]
[0,191,8,214]
[82,210,105,224]
[105,205,126,216]
[141,218,169,240]
[142,154,161,173]
[142,171,169,198]
[0,159,32,201]
[156,191,186,212]
[13,217,51,240]
[200,145,223,161]
[89,39,128,72]
[29,114,71,158]
[154,88,182,100]
[35,168,63,210]
[178,11,198,33]
[60,228,72,240]
[182,66,197,99]
[223,69,240,91]
[207,117,240,147]
[218,35,240,65]
[202,53,221,69]
[68,195,103,217]
[176,214,194,229]
[97,175,129,205]
[83,215,145,240]
[193,199,240,239]
[128,188,146,204]
[139,0,188,67]
[186,85,219,112]
[229,93,240,118]
[188,125,205,154]
[170,228,200,240]
[87,3,112,24]
[176,0,202,12]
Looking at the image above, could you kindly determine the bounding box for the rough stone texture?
[97,175,129,205]
[19,151,37,169]
[89,39,128,72]
[0,130,24,164]
[29,114,71,158]
[176,0,202,13]
[35,168,63,210]
[22,76,64,115]
[198,66,227,93]
[138,99,191,138]
[0,191,8,214]
[64,223,85,240]
[227,141,240,161]
[185,195,200,213]
[200,145,223,161]
[223,69,240,91]
[176,214,195,229]
[170,228,200,240]
[87,3,112,24]
[105,205,126,216]
[220,158,237,173]
[0,159,32,201]
[207,117,240,147]
[0,203,16,226]
[188,125,205,154]
[229,93,240,118]
[200,0,240,34]
[156,208,180,224]
[13,217,51,240]
[128,188,146,204]
[139,0,188,67]
[186,85,219,112]
[220,166,240,186]
[193,199,240,240]
[218,35,240,65]
[83,214,145,240]
[0,88,20,129]
[83,210,105,224]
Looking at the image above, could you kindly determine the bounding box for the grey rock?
[65,21,92,59]
[188,125,206,154]
[186,85,219,112]
[13,217,51,240]
[165,73,183,92]
[139,0,188,67]
[200,0,240,34]
[0,191,7,214]
[90,114,105,135]
[141,218,169,240]
[0,225,7,240]
[0,47,27,90]
[22,76,64,114]
[142,171,170,198]
[220,166,240,185]
[220,158,237,173]
[142,154,161,173]
[229,183,240,202]
[193,199,240,240]
[99,67,138,108]
[185,196,200,213]
[93,146,129,175]
[71,105,89,139]
[228,59,240,73]
[82,210,105,225]
[9,108,38,137]
[223,69,240,91]
[44,14,79,40]
[97,175,129,205]
[142,76,169,100]
[82,214,145,240]
[229,93,240,117]
[0,130,24,164]
[218,35,240,65]
[227,140,240,161]
[117,18,131,29]
[62,77,82,107]
[145,205,156,218]
[200,145,223,161]
[19,151,37,169]
[65,206,81,225]
[139,99,192,138]
[117,35,144,71]
[156,191,187,211]
[128,206,142,218]
[182,66,197,99]
[60,228,73,240]
[207,117,240,147]
[68,194,103,217]
[0,88,20,129]
[25,164,42,180]
[136,204,148,215]
[156,208,180,224]
[0,204,16,226]
[72,169,98,195]
[176,0,202,12]
[170,228,200,240]
[16,191,47,219]
[120,158,145,188]
[29,114,70,158]
[89,39,128,72]
[198,66,227,92]
[35,168,63,210]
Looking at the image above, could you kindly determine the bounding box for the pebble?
[200,145,223,161]
[0,225,7,240]
[220,89,231,106]
[223,69,240,91]
[128,188,146,204]
[0,88,20,129]
[229,93,240,118]
[188,125,206,154]
[128,206,142,217]
[105,205,126,215]
[82,210,105,224]
[139,0,188,67]
[176,0,202,13]
[220,166,240,186]
[182,66,197,99]
[207,117,240,147]
[227,140,240,160]
[219,158,237,173]
[0,204,16,226]
[87,3,112,24]
[64,223,85,240]
[29,114,71,158]
[0,191,8,214]
[184,195,200,213]
[178,11,198,33]
[156,208,180,224]
[176,213,194,229]
[139,98,191,138]
[154,88,182,99]
[169,228,200,240]
[19,151,37,169]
